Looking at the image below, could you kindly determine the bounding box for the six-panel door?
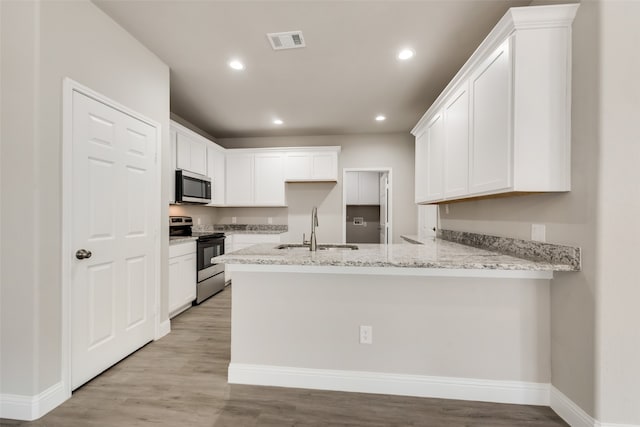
[71,90,156,390]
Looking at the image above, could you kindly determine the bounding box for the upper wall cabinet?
[284,147,340,182]
[346,171,380,205]
[176,131,207,176]
[207,144,225,206]
[225,150,286,207]
[412,4,579,204]
[170,120,224,204]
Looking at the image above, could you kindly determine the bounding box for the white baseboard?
[228,363,550,406]
[600,424,640,427]
[155,318,171,340]
[550,386,596,427]
[550,386,640,427]
[0,381,68,421]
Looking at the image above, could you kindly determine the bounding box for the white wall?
[217,134,417,244]
[440,0,640,423]
[596,0,640,422]
[0,0,169,402]
[232,272,550,382]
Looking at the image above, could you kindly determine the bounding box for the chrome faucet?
[303,207,319,251]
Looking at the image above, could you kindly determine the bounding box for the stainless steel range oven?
[169,216,226,305]
[195,233,226,304]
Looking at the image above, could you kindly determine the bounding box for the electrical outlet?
[359,325,373,344]
[232,216,237,224]
[445,204,450,214]
[197,218,201,225]
[531,224,546,242]
[268,217,273,224]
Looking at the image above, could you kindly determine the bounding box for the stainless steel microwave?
[175,170,211,204]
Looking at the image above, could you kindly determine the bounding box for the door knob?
[75,249,92,260]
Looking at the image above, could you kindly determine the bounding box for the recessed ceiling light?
[273,119,284,125]
[229,60,245,70]
[375,115,386,122]
[397,48,415,61]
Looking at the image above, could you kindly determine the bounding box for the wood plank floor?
[2,286,567,426]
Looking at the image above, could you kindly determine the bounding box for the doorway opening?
[342,168,392,244]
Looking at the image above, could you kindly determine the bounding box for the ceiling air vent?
[267,30,306,50]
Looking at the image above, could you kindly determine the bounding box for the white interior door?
[379,173,389,244]
[71,91,156,390]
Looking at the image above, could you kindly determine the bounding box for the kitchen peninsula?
[214,235,579,406]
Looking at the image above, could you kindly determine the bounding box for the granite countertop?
[223,230,288,235]
[169,236,197,245]
[212,238,578,272]
[193,224,288,235]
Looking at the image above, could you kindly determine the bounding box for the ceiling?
[94,0,531,139]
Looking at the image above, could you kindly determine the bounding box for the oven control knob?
[75,249,92,260]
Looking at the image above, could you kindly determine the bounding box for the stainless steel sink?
[276,244,359,251]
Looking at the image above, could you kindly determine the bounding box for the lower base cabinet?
[169,241,197,318]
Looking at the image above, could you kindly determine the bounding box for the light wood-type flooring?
[2,286,567,426]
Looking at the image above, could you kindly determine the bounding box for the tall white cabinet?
[207,144,226,206]
[412,4,578,204]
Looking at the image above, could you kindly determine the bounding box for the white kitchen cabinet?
[169,127,177,204]
[207,145,226,206]
[412,4,577,204]
[284,147,340,182]
[168,241,197,318]
[469,40,511,194]
[176,132,207,176]
[225,151,286,206]
[254,152,285,205]
[225,153,254,206]
[425,112,445,201]
[414,129,428,204]
[346,171,380,205]
[443,84,470,199]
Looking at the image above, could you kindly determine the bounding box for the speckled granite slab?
[198,224,288,234]
[213,240,577,272]
[169,236,197,245]
[438,229,581,271]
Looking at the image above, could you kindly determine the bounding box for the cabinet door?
[225,154,254,205]
[358,172,380,205]
[207,146,225,205]
[254,153,285,206]
[189,139,207,176]
[176,133,191,171]
[168,256,181,315]
[312,152,337,180]
[469,40,511,194]
[414,128,428,203]
[345,171,359,204]
[444,84,470,198]
[176,132,207,176]
[169,128,177,204]
[168,253,196,317]
[284,152,312,181]
[426,112,445,201]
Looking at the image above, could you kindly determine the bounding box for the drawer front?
[169,241,196,258]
